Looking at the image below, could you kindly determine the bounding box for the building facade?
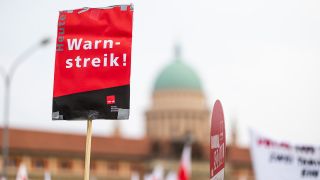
[146,47,210,144]
[145,47,210,179]
[0,128,149,180]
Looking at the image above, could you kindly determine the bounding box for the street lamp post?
[1,38,50,179]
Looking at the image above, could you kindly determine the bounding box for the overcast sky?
[0,0,319,146]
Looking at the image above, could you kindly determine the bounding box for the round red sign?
[210,100,226,180]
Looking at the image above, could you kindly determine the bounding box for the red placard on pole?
[210,100,226,180]
[52,5,133,121]
[52,5,134,180]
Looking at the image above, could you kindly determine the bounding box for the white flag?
[131,172,140,180]
[16,164,28,180]
[166,171,177,180]
[144,164,164,180]
[44,171,51,180]
[152,164,164,180]
[144,174,153,180]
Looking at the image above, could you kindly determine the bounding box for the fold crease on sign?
[65,4,134,14]
[52,5,133,120]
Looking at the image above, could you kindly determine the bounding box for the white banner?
[250,131,320,180]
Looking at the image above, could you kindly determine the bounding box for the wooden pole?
[84,119,93,180]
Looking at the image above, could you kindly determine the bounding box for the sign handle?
[84,119,93,180]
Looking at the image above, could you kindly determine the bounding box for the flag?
[44,171,51,180]
[178,144,192,180]
[166,171,177,180]
[16,164,28,180]
[144,164,164,180]
[131,172,140,180]
[152,164,164,180]
[144,174,152,180]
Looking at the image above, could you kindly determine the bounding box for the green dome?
[154,49,202,90]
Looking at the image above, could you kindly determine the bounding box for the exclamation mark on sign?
[123,53,127,66]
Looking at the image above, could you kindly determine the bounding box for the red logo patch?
[106,95,115,104]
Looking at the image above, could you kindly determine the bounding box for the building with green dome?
[145,46,210,179]
[146,46,209,144]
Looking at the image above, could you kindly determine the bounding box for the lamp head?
[40,37,51,46]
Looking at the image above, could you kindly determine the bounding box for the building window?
[58,159,73,170]
[32,158,48,169]
[90,161,96,171]
[107,162,119,173]
[8,157,21,167]
[131,164,141,173]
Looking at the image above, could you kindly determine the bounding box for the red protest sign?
[210,100,226,180]
[52,5,133,120]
